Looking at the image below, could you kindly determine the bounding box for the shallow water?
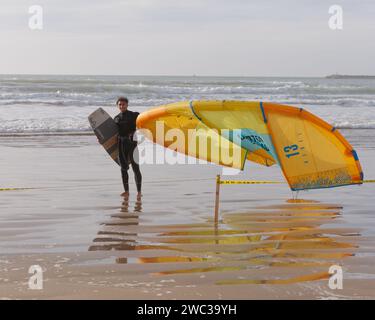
[86,197,361,285]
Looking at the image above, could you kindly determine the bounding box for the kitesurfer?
[114,97,142,201]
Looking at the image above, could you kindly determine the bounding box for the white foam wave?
[1,75,375,133]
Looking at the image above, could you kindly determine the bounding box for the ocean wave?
[1,75,375,133]
[332,120,375,129]
[0,88,362,98]
[0,120,92,134]
[0,117,374,134]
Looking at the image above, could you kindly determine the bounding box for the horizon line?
[0,73,328,78]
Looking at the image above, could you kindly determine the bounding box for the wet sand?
[1,129,375,299]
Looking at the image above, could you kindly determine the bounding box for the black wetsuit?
[114,110,142,193]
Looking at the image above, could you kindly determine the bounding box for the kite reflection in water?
[89,198,359,285]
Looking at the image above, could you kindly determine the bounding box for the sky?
[0,0,374,76]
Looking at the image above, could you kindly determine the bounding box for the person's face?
[118,101,128,112]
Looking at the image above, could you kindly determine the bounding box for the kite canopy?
[136,100,363,191]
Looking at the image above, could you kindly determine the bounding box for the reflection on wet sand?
[89,198,359,285]
[89,199,141,251]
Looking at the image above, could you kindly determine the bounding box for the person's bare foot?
[121,191,129,199]
[136,192,142,201]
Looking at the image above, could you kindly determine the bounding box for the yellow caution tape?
[219,180,282,185]
[218,179,375,185]
[0,188,31,191]
[1,179,374,192]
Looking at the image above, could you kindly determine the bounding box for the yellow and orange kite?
[137,100,363,191]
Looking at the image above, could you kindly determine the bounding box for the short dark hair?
[116,96,128,105]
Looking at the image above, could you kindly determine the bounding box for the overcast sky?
[0,0,374,76]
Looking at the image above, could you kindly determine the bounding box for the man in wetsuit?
[114,97,142,200]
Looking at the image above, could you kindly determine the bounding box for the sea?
[1,74,375,134]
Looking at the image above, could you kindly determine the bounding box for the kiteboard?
[88,108,119,165]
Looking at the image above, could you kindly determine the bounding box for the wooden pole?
[214,174,221,224]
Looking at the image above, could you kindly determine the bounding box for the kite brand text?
[241,134,270,151]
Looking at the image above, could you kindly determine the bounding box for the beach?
[2,0,375,302]
[1,128,375,299]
